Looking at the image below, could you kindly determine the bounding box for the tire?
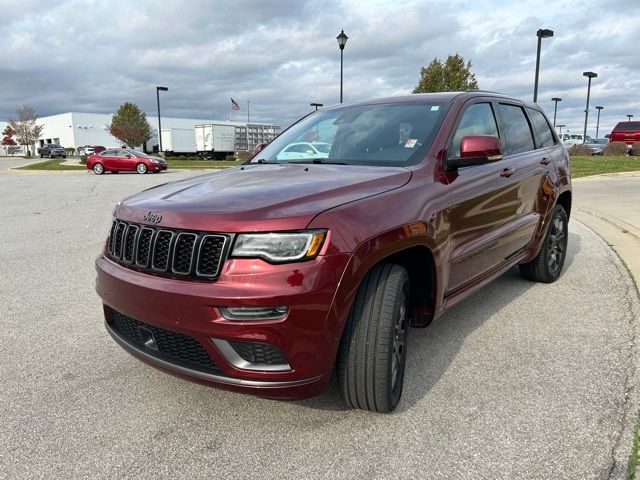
[62,155,66,159]
[93,163,104,175]
[40,153,43,158]
[519,204,568,283]
[48,153,53,159]
[337,263,410,413]
[136,163,147,174]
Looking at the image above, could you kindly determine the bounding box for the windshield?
[251,101,450,167]
[127,149,151,157]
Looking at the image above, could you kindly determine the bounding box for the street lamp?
[336,29,348,103]
[310,103,323,111]
[533,28,554,103]
[582,71,597,142]
[156,86,168,152]
[627,114,634,122]
[595,106,603,138]
[557,124,566,135]
[551,97,562,127]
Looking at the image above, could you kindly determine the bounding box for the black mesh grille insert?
[198,236,226,277]
[227,340,288,365]
[136,228,153,267]
[110,310,222,374]
[173,234,196,274]
[107,220,229,280]
[152,231,173,270]
[123,225,138,263]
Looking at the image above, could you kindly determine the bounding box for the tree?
[413,53,479,93]
[1,126,17,156]
[8,105,44,157]
[107,102,153,148]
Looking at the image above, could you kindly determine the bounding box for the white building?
[36,112,276,150]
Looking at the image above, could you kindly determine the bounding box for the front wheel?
[337,263,410,413]
[92,163,104,175]
[519,204,568,283]
[136,163,147,174]
[48,153,53,159]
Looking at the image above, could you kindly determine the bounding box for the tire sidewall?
[542,205,568,281]
[93,163,104,175]
[137,163,147,174]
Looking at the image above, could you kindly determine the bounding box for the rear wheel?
[337,263,410,413]
[136,163,147,174]
[519,204,568,283]
[92,163,104,175]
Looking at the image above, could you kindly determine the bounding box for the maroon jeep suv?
[96,92,571,412]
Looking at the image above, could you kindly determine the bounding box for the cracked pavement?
[1,169,639,479]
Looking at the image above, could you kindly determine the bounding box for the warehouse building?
[1,112,280,154]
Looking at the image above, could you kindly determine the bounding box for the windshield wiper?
[289,158,351,165]
[253,158,277,164]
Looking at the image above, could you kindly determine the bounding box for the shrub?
[225,155,236,161]
[79,154,88,164]
[631,142,640,157]
[568,144,593,156]
[236,151,253,162]
[603,141,629,156]
[64,147,75,156]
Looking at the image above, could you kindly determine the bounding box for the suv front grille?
[110,309,222,375]
[108,220,229,280]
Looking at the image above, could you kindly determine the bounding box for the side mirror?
[126,154,132,158]
[254,143,267,155]
[447,135,503,171]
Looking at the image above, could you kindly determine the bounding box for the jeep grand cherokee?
[96,91,571,412]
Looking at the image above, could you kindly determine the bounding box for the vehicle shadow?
[296,230,582,413]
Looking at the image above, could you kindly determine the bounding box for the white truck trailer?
[194,124,236,159]
[160,128,197,155]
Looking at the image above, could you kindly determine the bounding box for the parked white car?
[560,132,592,147]
[276,142,331,160]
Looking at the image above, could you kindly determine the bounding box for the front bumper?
[96,251,350,399]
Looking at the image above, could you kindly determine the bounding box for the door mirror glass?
[447,135,503,170]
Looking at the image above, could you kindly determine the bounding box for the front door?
[446,100,521,293]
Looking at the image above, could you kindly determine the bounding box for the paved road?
[0,156,42,170]
[1,170,638,479]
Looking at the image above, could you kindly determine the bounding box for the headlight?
[150,158,161,164]
[232,230,326,263]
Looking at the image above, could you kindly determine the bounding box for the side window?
[101,150,115,156]
[450,103,499,158]
[527,109,557,147]
[498,104,535,155]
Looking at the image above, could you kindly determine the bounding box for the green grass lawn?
[16,159,85,170]
[570,155,640,178]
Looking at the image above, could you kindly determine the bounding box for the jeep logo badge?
[143,212,162,224]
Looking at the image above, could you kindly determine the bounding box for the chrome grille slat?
[107,220,228,281]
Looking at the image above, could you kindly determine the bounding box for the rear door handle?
[500,168,515,178]
[540,157,551,165]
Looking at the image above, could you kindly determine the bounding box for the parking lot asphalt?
[1,169,639,480]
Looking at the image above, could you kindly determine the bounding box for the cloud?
[0,0,638,136]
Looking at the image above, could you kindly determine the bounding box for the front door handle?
[500,168,515,178]
[540,157,551,165]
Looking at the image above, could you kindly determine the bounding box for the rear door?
[99,150,117,169]
[446,100,520,293]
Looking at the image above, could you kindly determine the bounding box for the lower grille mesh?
[228,340,288,365]
[110,310,222,375]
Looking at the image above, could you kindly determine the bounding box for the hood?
[116,163,411,232]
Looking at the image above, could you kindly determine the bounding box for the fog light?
[219,306,289,320]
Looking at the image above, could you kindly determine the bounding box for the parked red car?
[96,92,571,412]
[609,121,640,147]
[86,148,167,175]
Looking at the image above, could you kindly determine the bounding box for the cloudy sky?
[1,0,638,135]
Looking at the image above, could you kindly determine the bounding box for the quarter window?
[498,104,535,155]
[450,103,499,158]
[527,109,557,147]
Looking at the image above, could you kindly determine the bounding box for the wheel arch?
[556,190,572,218]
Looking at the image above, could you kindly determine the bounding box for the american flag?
[231,98,240,111]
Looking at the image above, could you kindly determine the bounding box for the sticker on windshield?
[404,139,418,148]
[430,105,440,111]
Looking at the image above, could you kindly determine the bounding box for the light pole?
[247,101,250,123]
[557,124,566,135]
[156,86,168,152]
[533,28,554,103]
[310,103,323,111]
[582,71,597,143]
[551,97,562,127]
[595,106,603,138]
[628,114,634,122]
[336,29,348,103]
